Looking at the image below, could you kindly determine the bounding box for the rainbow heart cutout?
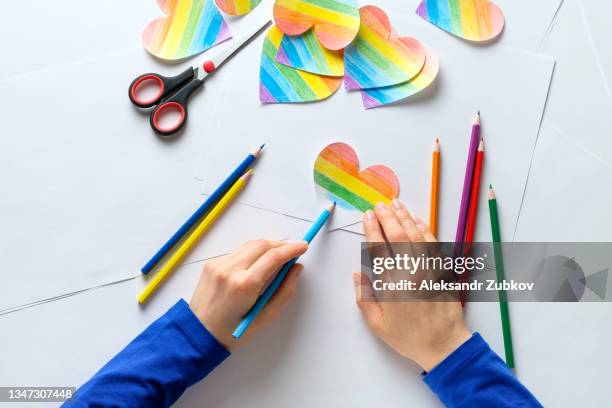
[314,142,400,212]
[416,0,505,42]
[142,0,231,61]
[273,0,360,51]
[344,5,427,90]
[275,29,345,77]
[361,47,440,109]
[215,0,262,16]
[260,26,343,104]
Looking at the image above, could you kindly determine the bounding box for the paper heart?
[260,26,343,104]
[416,0,505,42]
[361,47,440,109]
[215,0,262,16]
[142,0,231,61]
[314,142,400,212]
[275,29,344,77]
[273,0,360,51]
[344,5,427,91]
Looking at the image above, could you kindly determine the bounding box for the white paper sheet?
[197,15,555,237]
[541,0,612,164]
[580,0,612,100]
[515,121,612,241]
[0,48,293,311]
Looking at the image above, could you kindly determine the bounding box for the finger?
[374,202,409,243]
[229,239,288,270]
[363,210,385,243]
[353,273,384,335]
[249,264,303,328]
[247,242,308,291]
[363,209,390,259]
[414,219,437,243]
[390,200,424,242]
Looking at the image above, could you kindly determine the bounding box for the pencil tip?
[489,184,493,189]
[260,143,266,149]
[242,168,254,180]
[435,137,439,143]
[328,201,337,212]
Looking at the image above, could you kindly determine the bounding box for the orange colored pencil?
[461,138,484,306]
[430,138,440,237]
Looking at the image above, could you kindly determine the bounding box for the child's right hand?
[354,200,472,371]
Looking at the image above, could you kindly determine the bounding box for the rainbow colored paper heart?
[142,0,231,61]
[361,47,440,109]
[344,5,426,90]
[273,0,360,50]
[215,0,262,16]
[416,0,505,42]
[260,26,343,103]
[275,29,345,77]
[314,142,400,211]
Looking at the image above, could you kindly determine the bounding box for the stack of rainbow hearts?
[261,2,440,109]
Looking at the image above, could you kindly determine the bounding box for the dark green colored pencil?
[488,185,516,369]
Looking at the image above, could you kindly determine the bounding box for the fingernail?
[352,273,361,287]
[376,202,387,211]
[364,210,375,222]
[391,199,402,211]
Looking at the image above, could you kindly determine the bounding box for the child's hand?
[354,200,471,371]
[190,239,308,350]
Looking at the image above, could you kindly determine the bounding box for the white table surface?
[2,0,612,407]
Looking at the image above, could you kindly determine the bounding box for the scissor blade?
[209,18,271,73]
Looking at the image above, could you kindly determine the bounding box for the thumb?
[353,272,384,334]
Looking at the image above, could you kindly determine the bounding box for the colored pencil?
[488,186,516,369]
[454,112,480,258]
[138,170,254,304]
[430,138,440,237]
[232,202,336,339]
[461,138,484,305]
[141,145,264,274]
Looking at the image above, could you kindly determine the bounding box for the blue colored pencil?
[141,145,264,274]
[232,202,336,339]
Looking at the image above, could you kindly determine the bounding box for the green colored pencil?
[488,185,516,369]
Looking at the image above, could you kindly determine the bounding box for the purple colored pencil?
[454,112,481,257]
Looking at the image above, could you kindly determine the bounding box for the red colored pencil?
[461,138,484,305]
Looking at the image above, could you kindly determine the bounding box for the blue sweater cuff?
[168,299,230,367]
[423,332,487,389]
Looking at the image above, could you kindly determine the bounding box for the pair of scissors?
[129,18,271,137]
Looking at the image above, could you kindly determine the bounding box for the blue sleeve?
[64,299,230,408]
[423,333,542,407]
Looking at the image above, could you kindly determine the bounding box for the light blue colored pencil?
[232,202,336,339]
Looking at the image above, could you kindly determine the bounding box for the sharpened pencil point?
[241,168,254,181]
[328,202,337,212]
[489,184,493,189]
[253,144,265,157]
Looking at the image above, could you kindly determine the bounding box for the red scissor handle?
[148,78,204,137]
[128,67,195,109]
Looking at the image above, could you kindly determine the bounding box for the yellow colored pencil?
[138,169,253,304]
[430,138,440,237]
